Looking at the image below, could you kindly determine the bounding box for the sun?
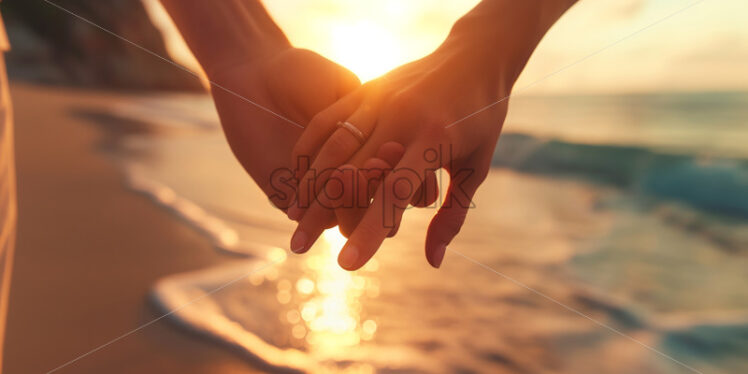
[327,21,406,82]
[260,1,480,83]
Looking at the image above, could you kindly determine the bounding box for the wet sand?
[4,82,262,374]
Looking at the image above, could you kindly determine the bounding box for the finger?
[373,144,407,237]
[288,105,377,221]
[338,143,440,270]
[295,141,404,243]
[289,185,340,254]
[338,142,406,237]
[374,142,405,165]
[411,170,439,207]
[292,92,362,181]
[336,157,390,238]
[372,142,436,234]
[291,161,359,253]
[425,164,488,268]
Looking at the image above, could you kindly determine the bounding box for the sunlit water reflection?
[282,230,379,353]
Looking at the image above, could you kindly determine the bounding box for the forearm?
[160,0,290,77]
[442,0,577,93]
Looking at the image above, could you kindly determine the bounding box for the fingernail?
[338,246,359,270]
[430,244,447,268]
[287,205,302,221]
[291,230,308,253]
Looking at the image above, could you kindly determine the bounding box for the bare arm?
[159,0,290,77]
[439,0,578,94]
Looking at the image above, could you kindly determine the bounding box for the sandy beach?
[4,82,262,374]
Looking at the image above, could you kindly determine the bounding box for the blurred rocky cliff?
[3,0,202,91]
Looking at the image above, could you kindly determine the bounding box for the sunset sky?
[146,0,748,94]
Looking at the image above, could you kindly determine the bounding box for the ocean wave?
[658,312,748,374]
[151,259,438,373]
[150,260,311,374]
[493,133,748,218]
[123,163,281,256]
[569,287,748,373]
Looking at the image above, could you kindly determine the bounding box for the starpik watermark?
[269,145,476,227]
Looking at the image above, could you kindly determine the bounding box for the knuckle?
[325,132,358,161]
[394,180,414,201]
[384,177,414,203]
[354,220,384,240]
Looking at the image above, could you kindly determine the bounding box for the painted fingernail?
[291,230,308,253]
[338,246,359,270]
[287,205,302,221]
[430,244,447,268]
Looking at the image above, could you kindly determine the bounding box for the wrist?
[203,38,290,81]
[442,0,576,95]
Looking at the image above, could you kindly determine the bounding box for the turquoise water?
[108,92,747,373]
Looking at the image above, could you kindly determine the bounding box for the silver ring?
[336,121,366,144]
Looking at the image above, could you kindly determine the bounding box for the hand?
[290,141,439,256]
[289,39,512,270]
[287,0,577,270]
[208,47,360,212]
